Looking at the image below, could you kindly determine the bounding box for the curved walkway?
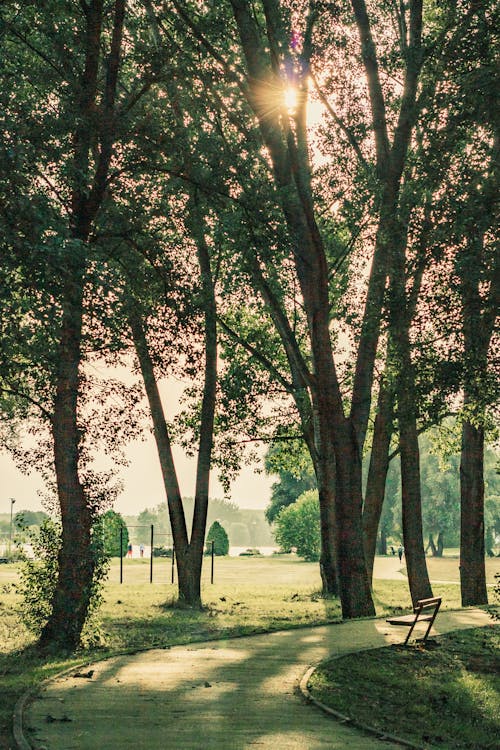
[19,608,492,750]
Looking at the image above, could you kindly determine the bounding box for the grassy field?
[308,628,500,750]
[0,554,498,749]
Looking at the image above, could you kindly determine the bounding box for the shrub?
[274,490,321,561]
[16,517,109,646]
[206,521,229,556]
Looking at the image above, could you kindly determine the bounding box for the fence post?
[171,546,175,584]
[150,524,154,583]
[120,526,123,584]
[211,539,215,584]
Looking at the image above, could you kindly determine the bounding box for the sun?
[284,86,298,113]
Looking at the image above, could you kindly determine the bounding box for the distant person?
[390,546,396,556]
[127,542,133,558]
[140,544,145,558]
[398,545,404,562]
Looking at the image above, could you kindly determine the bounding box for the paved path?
[21,608,493,750]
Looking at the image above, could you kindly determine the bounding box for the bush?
[206,521,229,556]
[238,548,262,557]
[153,546,173,557]
[16,517,109,646]
[274,490,321,562]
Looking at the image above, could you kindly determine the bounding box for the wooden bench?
[386,596,442,645]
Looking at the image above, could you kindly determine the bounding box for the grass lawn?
[0,554,497,749]
[308,627,500,750]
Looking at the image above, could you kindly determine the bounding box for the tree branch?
[218,317,293,393]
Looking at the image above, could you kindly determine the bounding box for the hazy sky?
[1,428,273,517]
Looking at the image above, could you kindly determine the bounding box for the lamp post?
[9,497,15,556]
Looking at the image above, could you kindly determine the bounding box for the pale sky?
[0,439,273,516]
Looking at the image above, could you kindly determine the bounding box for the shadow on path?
[23,609,492,750]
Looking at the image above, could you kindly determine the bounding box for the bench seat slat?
[387,614,434,625]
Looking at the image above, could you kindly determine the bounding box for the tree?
[1,0,140,650]
[414,2,499,604]
[206,520,229,556]
[264,440,316,523]
[99,510,129,558]
[274,490,321,562]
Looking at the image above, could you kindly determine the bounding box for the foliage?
[16,519,60,634]
[205,520,229,556]
[97,510,129,558]
[264,441,316,523]
[14,510,49,529]
[16,518,109,647]
[274,490,321,562]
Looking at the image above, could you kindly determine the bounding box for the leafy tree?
[264,441,316,523]
[206,521,229,556]
[99,510,129,558]
[274,490,321,562]
[0,0,146,650]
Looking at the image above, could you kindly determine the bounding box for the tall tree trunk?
[332,420,375,617]
[39,265,93,652]
[128,197,217,608]
[128,311,195,601]
[426,535,437,556]
[363,377,394,584]
[38,0,126,650]
[399,405,433,604]
[460,417,488,605]
[436,531,444,557]
[182,197,218,607]
[314,450,338,595]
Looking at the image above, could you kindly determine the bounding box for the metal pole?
[211,539,215,584]
[171,546,175,584]
[150,524,154,583]
[9,498,15,556]
[119,526,123,584]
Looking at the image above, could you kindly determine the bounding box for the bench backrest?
[414,596,441,613]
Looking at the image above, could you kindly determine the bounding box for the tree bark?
[426,535,437,557]
[399,397,433,605]
[39,264,92,652]
[460,417,488,605]
[436,531,444,557]
[363,377,394,584]
[182,197,218,607]
[128,197,217,608]
[230,0,374,617]
[130,309,212,607]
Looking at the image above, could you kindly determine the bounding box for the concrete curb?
[298,654,426,750]
[13,659,94,750]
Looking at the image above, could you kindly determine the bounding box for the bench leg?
[403,620,418,645]
[420,603,441,643]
